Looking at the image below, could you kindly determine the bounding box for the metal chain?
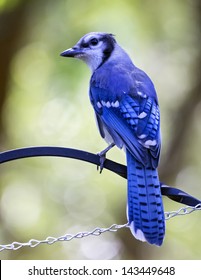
[0,223,128,252]
[164,203,201,220]
[0,204,201,252]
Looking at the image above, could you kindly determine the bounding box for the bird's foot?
[97,143,115,173]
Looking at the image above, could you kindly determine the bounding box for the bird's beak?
[60,47,83,58]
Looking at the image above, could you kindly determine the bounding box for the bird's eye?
[90,38,99,46]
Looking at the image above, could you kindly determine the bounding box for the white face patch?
[138,112,147,119]
[73,34,106,72]
[80,53,103,72]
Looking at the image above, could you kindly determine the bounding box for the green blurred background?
[0,0,201,259]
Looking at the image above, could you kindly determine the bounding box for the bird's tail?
[126,150,165,246]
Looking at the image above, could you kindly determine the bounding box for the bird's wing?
[90,83,161,168]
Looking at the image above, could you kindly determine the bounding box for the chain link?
[0,204,201,252]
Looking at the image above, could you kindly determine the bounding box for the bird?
[60,32,165,246]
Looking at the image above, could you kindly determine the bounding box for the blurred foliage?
[0,0,21,11]
[0,0,201,259]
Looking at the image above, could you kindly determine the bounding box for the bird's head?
[60,32,116,72]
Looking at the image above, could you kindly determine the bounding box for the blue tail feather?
[126,150,165,246]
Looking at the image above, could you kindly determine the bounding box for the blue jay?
[61,32,165,246]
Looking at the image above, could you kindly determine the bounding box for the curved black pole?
[0,146,201,207]
[0,146,127,178]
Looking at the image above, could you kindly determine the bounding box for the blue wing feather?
[90,84,161,168]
